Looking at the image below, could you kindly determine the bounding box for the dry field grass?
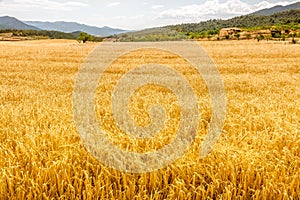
[0,39,299,199]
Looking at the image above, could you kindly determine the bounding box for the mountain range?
[250,1,300,16]
[0,1,299,37]
[0,17,127,37]
[0,16,40,30]
[116,8,300,41]
[24,21,127,37]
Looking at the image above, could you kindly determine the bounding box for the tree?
[77,32,91,43]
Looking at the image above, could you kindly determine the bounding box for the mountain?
[250,1,300,16]
[166,9,300,33]
[115,2,300,41]
[0,15,128,37]
[24,21,127,37]
[1,1,299,41]
[115,9,300,41]
[0,16,40,30]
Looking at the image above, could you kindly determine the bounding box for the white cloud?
[1,0,88,11]
[158,0,298,22]
[253,0,296,10]
[113,15,145,20]
[107,2,120,7]
[152,5,164,9]
[63,2,88,7]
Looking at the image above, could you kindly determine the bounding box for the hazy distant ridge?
[250,2,300,16]
[0,16,40,30]
[0,16,128,37]
[24,21,128,37]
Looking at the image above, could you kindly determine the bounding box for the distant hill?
[0,16,127,37]
[0,16,39,30]
[115,9,300,41]
[165,9,300,33]
[116,27,188,42]
[250,2,300,16]
[24,21,128,37]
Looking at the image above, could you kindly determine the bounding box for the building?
[219,28,242,37]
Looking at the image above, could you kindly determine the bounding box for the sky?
[0,0,298,30]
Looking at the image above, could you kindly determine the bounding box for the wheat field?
[0,39,299,199]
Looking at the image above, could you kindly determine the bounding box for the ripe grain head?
[0,39,299,199]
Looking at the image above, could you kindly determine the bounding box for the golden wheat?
[0,39,299,199]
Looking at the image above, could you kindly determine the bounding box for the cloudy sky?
[0,0,298,30]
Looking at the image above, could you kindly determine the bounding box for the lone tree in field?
[77,32,91,43]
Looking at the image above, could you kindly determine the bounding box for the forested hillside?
[116,10,300,42]
[166,10,300,35]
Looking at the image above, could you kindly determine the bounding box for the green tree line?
[0,29,102,42]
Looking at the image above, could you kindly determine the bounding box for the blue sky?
[0,0,298,30]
